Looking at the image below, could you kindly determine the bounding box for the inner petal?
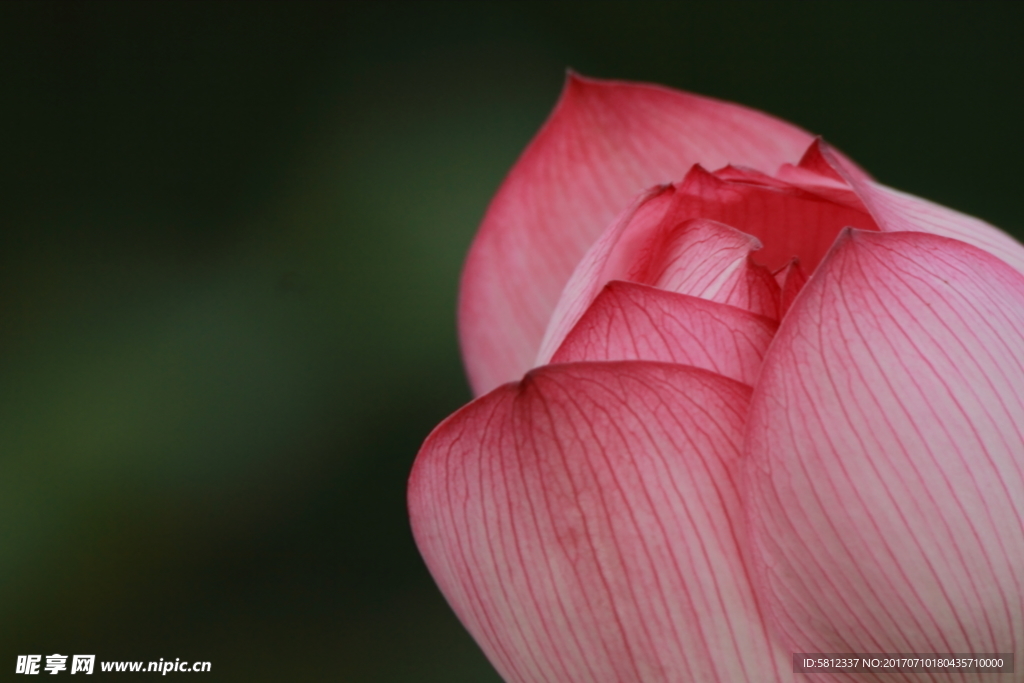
[774,258,809,316]
[674,164,879,273]
[625,218,781,319]
[551,280,778,386]
[535,198,781,366]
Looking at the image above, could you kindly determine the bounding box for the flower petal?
[460,74,829,395]
[550,281,777,386]
[410,362,794,683]
[773,258,808,317]
[633,220,780,318]
[773,141,867,211]
[858,182,1024,276]
[745,229,1024,665]
[536,209,781,365]
[673,165,878,274]
[818,142,1024,275]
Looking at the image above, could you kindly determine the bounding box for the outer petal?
[818,142,1024,275]
[460,74,830,395]
[410,362,793,683]
[550,281,777,386]
[745,229,1024,679]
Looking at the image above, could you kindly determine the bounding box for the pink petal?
[794,138,851,182]
[714,158,863,214]
[773,258,808,317]
[550,281,777,385]
[536,163,881,365]
[536,209,781,365]
[410,362,794,683]
[713,165,795,190]
[460,74,832,395]
[630,219,779,317]
[672,165,878,274]
[817,142,1024,275]
[772,141,867,211]
[745,229,1024,664]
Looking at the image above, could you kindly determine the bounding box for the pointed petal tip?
[796,138,843,180]
[561,67,586,94]
[816,225,865,262]
[679,162,723,186]
[559,70,655,107]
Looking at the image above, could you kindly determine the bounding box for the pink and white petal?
[817,142,1024,275]
[536,211,779,365]
[858,182,1024,276]
[410,362,794,683]
[550,281,777,385]
[745,229,1024,675]
[460,74,829,396]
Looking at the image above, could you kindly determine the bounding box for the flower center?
[535,148,880,384]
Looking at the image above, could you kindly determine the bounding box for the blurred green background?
[1,1,1021,680]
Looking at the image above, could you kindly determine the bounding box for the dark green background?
[1,2,1021,681]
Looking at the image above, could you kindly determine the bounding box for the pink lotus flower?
[408,74,1024,682]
